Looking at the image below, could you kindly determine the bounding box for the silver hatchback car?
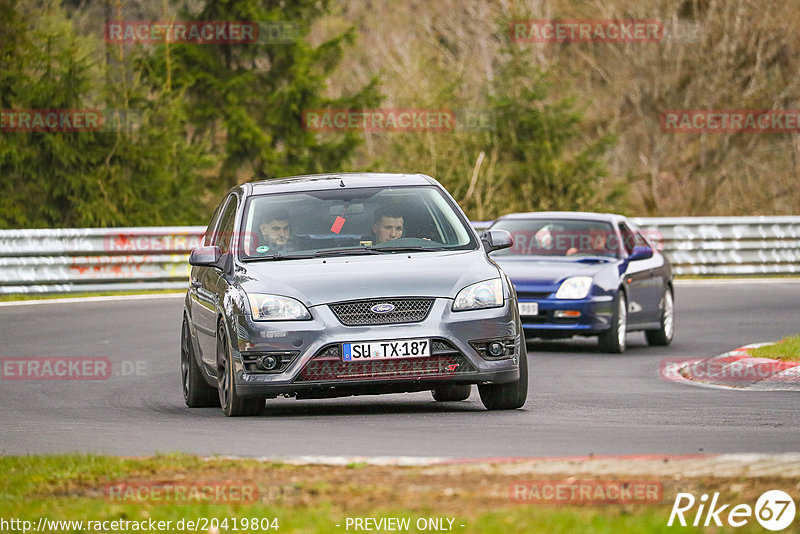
[181,173,527,416]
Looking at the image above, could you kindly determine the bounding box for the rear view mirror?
[328,203,365,215]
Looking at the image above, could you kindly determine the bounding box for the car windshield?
[489,219,620,259]
[239,185,477,259]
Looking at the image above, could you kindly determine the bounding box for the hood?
[235,250,500,306]
[492,257,613,291]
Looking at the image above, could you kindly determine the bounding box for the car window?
[212,195,238,254]
[489,219,619,258]
[240,185,476,258]
[634,231,650,247]
[202,200,225,246]
[625,222,653,249]
[618,222,637,255]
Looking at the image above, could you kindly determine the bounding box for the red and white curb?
[207,453,800,477]
[667,343,800,391]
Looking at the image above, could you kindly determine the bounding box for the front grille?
[295,339,476,382]
[520,311,580,324]
[329,298,434,326]
[521,312,547,324]
[517,291,552,300]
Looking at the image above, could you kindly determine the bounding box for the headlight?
[453,278,503,311]
[555,276,593,299]
[247,294,311,321]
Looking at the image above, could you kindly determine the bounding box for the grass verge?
[0,454,789,533]
[747,335,800,362]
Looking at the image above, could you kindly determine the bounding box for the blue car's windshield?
[489,219,620,259]
[239,185,477,260]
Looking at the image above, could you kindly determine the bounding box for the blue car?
[487,212,674,352]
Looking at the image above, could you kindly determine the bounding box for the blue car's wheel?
[646,287,674,346]
[599,291,627,353]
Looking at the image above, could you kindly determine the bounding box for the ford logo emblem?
[371,303,395,314]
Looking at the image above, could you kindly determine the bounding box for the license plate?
[342,338,430,361]
[518,302,539,316]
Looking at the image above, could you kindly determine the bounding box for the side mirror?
[628,245,653,261]
[189,246,222,267]
[481,229,514,253]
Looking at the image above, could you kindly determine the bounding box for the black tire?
[599,291,627,353]
[431,384,472,402]
[645,286,674,346]
[181,317,219,408]
[478,343,528,410]
[216,321,265,417]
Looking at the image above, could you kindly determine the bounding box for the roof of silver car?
[495,211,626,223]
[245,172,435,195]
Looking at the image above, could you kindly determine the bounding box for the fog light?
[487,341,505,357]
[257,355,280,371]
[554,310,581,318]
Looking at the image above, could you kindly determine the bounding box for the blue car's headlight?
[247,294,311,321]
[453,278,504,311]
[555,276,593,299]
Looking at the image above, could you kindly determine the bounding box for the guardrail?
[633,216,800,276]
[0,227,204,294]
[0,217,798,294]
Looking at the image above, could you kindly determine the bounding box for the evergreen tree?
[141,0,381,191]
[0,1,211,228]
[485,41,616,214]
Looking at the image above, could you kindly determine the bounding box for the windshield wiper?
[250,246,446,260]
[374,246,446,253]
[247,253,316,261]
[313,247,384,257]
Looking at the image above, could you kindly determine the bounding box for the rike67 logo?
[668,490,795,531]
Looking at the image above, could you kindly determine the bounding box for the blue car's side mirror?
[628,245,653,262]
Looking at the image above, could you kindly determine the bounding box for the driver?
[567,230,609,256]
[372,207,404,244]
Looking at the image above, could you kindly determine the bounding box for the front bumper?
[228,298,522,398]
[518,295,615,338]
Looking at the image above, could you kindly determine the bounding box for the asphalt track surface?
[1,281,798,458]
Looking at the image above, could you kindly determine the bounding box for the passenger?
[372,207,404,244]
[257,209,296,252]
